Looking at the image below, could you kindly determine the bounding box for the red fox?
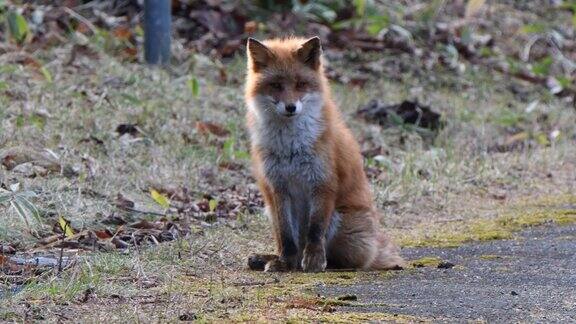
[245,36,405,272]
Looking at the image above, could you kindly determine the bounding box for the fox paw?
[264,259,290,272]
[302,244,327,272]
[247,254,278,271]
[265,255,302,272]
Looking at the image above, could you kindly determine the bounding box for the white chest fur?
[248,93,327,188]
[248,93,335,247]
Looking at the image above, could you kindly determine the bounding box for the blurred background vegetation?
[1,0,575,240]
[1,0,576,241]
[1,0,575,99]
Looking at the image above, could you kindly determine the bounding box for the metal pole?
[144,0,171,65]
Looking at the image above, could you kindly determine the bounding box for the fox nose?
[285,104,296,113]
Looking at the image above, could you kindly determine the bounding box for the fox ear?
[296,37,322,70]
[247,38,273,72]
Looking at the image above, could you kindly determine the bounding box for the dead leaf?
[75,22,91,34]
[488,131,531,153]
[111,237,130,249]
[218,67,228,84]
[77,231,99,246]
[66,44,99,65]
[101,214,127,225]
[208,199,218,212]
[94,229,113,239]
[218,161,243,171]
[112,26,132,40]
[195,121,230,137]
[357,100,443,131]
[150,189,170,209]
[189,9,237,36]
[116,124,140,136]
[179,313,198,321]
[347,76,369,87]
[465,0,486,18]
[490,193,507,200]
[0,255,25,276]
[361,146,385,159]
[38,234,61,245]
[196,200,210,212]
[58,216,75,238]
[504,132,529,146]
[120,47,138,62]
[147,184,191,203]
[140,277,158,289]
[219,39,242,57]
[129,220,161,230]
[115,193,135,210]
[79,287,95,303]
[0,147,61,172]
[3,53,54,81]
[54,240,81,249]
[12,162,49,177]
[244,21,258,34]
[1,244,17,254]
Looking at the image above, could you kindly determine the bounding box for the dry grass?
[1,26,575,321]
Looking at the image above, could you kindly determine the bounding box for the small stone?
[437,262,455,269]
[511,291,519,296]
[337,294,358,301]
[179,313,197,321]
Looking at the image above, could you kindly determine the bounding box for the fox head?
[245,37,325,120]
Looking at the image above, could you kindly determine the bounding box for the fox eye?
[269,82,283,90]
[296,81,308,89]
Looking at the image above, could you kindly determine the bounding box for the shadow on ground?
[318,224,576,322]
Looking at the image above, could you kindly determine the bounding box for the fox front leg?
[265,196,301,272]
[301,190,334,272]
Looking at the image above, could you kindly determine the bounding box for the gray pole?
[144,0,171,65]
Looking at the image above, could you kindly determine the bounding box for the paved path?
[318,224,576,322]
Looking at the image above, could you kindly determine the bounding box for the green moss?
[398,195,576,248]
[518,194,576,208]
[479,254,502,260]
[284,271,360,285]
[411,256,442,268]
[476,230,512,240]
[549,211,575,225]
[289,311,428,323]
[469,224,513,241]
[499,209,576,228]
